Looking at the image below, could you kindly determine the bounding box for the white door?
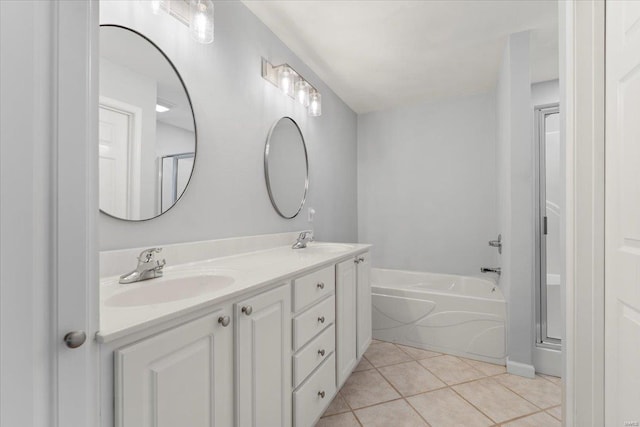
[336,259,357,387]
[356,253,372,358]
[236,284,292,427]
[114,311,233,427]
[605,1,640,425]
[99,105,131,218]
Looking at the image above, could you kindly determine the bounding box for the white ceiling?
[242,0,559,114]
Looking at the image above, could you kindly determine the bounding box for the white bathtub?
[371,268,506,364]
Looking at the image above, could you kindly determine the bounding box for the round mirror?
[264,117,309,219]
[99,25,196,221]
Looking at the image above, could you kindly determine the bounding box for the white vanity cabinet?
[113,308,234,427]
[336,258,358,387]
[236,283,292,427]
[291,266,337,427]
[101,246,372,427]
[336,253,373,387]
[356,252,372,358]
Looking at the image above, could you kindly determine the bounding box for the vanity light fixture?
[189,0,214,44]
[150,0,167,15]
[146,0,214,45]
[262,58,322,117]
[308,90,322,117]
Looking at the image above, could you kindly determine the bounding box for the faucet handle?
[299,230,314,241]
[138,247,162,263]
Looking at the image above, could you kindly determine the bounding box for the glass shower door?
[537,105,561,347]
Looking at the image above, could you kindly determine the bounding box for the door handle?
[63,331,86,349]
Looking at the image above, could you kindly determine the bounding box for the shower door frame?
[535,103,562,350]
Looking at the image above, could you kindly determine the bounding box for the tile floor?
[317,340,562,427]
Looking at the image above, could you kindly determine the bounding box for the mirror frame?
[264,117,309,219]
[99,24,197,222]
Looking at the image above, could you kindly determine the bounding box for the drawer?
[293,353,336,427]
[293,296,335,351]
[293,324,335,388]
[293,266,335,312]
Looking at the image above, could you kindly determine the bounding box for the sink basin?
[105,273,235,307]
[299,243,355,254]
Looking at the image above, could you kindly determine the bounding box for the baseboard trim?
[506,358,536,378]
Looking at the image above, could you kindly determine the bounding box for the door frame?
[99,95,143,218]
[561,0,606,425]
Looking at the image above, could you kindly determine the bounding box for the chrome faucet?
[119,248,166,284]
[481,267,501,276]
[292,230,314,249]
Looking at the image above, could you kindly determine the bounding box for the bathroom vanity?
[97,235,371,427]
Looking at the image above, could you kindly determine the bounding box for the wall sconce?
[262,58,322,117]
[146,0,214,45]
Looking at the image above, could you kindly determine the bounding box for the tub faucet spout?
[481,267,501,276]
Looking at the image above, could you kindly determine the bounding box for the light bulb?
[150,0,162,14]
[189,0,214,44]
[279,66,295,97]
[295,80,310,106]
[309,91,322,116]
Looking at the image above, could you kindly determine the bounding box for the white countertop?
[97,242,370,343]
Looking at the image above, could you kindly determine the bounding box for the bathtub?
[371,268,506,364]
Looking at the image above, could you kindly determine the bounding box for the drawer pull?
[317,316,325,324]
[318,349,326,357]
[317,282,325,289]
[218,316,231,327]
[318,390,326,399]
[241,305,253,315]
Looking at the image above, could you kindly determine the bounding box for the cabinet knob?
[63,331,86,349]
[318,390,326,399]
[218,316,230,327]
[317,282,325,289]
[317,316,325,324]
[358,257,365,263]
[242,306,253,315]
[318,349,325,356]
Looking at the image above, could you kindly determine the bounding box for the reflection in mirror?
[99,25,196,221]
[264,117,309,219]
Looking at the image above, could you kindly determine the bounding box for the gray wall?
[357,92,498,275]
[99,0,358,250]
[496,31,535,367]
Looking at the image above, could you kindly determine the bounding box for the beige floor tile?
[354,399,428,426]
[316,411,361,427]
[371,339,384,344]
[322,393,351,417]
[501,411,562,427]
[340,369,400,409]
[495,374,561,409]
[396,344,441,360]
[363,342,412,367]
[462,358,507,376]
[453,378,538,423]
[418,355,485,385]
[353,358,374,372]
[540,374,562,387]
[378,361,446,396]
[407,388,493,427]
[546,405,562,421]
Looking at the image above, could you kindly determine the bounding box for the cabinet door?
[336,259,357,387]
[236,283,292,427]
[357,252,372,358]
[114,309,234,427]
